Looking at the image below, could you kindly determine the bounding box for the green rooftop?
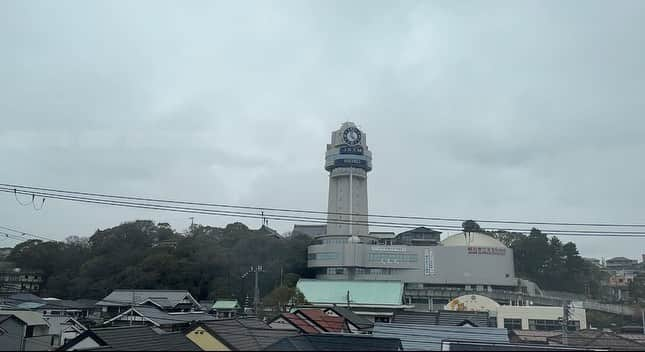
[296,279,404,306]
[211,300,240,310]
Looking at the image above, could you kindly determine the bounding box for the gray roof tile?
[265,334,403,351]
[373,323,509,351]
[202,318,298,351]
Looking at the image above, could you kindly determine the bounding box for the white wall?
[496,305,587,330]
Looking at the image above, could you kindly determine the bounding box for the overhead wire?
[3,187,645,237]
[3,182,645,228]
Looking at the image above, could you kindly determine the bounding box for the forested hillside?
[7,221,313,301]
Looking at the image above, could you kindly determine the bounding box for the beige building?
[445,294,587,331]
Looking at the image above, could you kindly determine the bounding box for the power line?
[4,187,645,238]
[3,182,645,228]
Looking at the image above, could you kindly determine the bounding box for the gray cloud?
[1,0,644,259]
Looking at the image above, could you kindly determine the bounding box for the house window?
[503,318,522,330]
[26,326,34,337]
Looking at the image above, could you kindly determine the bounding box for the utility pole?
[254,265,263,314]
[641,308,644,335]
[562,301,570,345]
[346,290,351,308]
[130,290,135,326]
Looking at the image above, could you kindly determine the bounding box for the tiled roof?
[392,311,438,325]
[97,289,198,308]
[44,316,86,335]
[0,310,48,326]
[326,306,374,330]
[510,330,561,343]
[212,300,240,310]
[64,326,201,351]
[296,279,404,307]
[278,313,320,333]
[373,323,509,351]
[297,309,346,333]
[547,330,645,350]
[437,310,490,327]
[265,334,403,351]
[107,306,217,326]
[202,318,298,350]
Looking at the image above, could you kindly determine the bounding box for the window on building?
[308,252,338,260]
[568,320,581,331]
[528,319,562,331]
[368,253,417,263]
[326,267,345,275]
[504,318,522,330]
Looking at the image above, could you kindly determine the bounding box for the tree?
[6,220,315,301]
[462,220,482,233]
[262,287,308,313]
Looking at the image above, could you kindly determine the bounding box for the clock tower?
[325,122,373,237]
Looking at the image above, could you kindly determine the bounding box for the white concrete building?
[445,294,587,331]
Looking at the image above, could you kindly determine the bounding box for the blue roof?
[373,323,509,351]
[296,279,404,306]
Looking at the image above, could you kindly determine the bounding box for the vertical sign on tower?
[424,249,435,276]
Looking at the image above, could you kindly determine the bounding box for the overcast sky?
[1,1,644,259]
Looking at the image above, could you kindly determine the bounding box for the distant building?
[211,300,241,318]
[444,294,587,331]
[606,257,638,270]
[0,267,43,295]
[296,279,411,322]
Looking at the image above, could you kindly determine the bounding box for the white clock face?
[342,127,362,145]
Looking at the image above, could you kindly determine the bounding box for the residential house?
[103,305,217,331]
[96,289,201,317]
[59,325,201,351]
[0,310,55,351]
[324,306,374,332]
[372,323,509,351]
[265,334,404,351]
[185,317,298,351]
[211,300,241,319]
[547,330,645,351]
[43,316,86,347]
[269,312,320,333]
[270,307,374,334]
